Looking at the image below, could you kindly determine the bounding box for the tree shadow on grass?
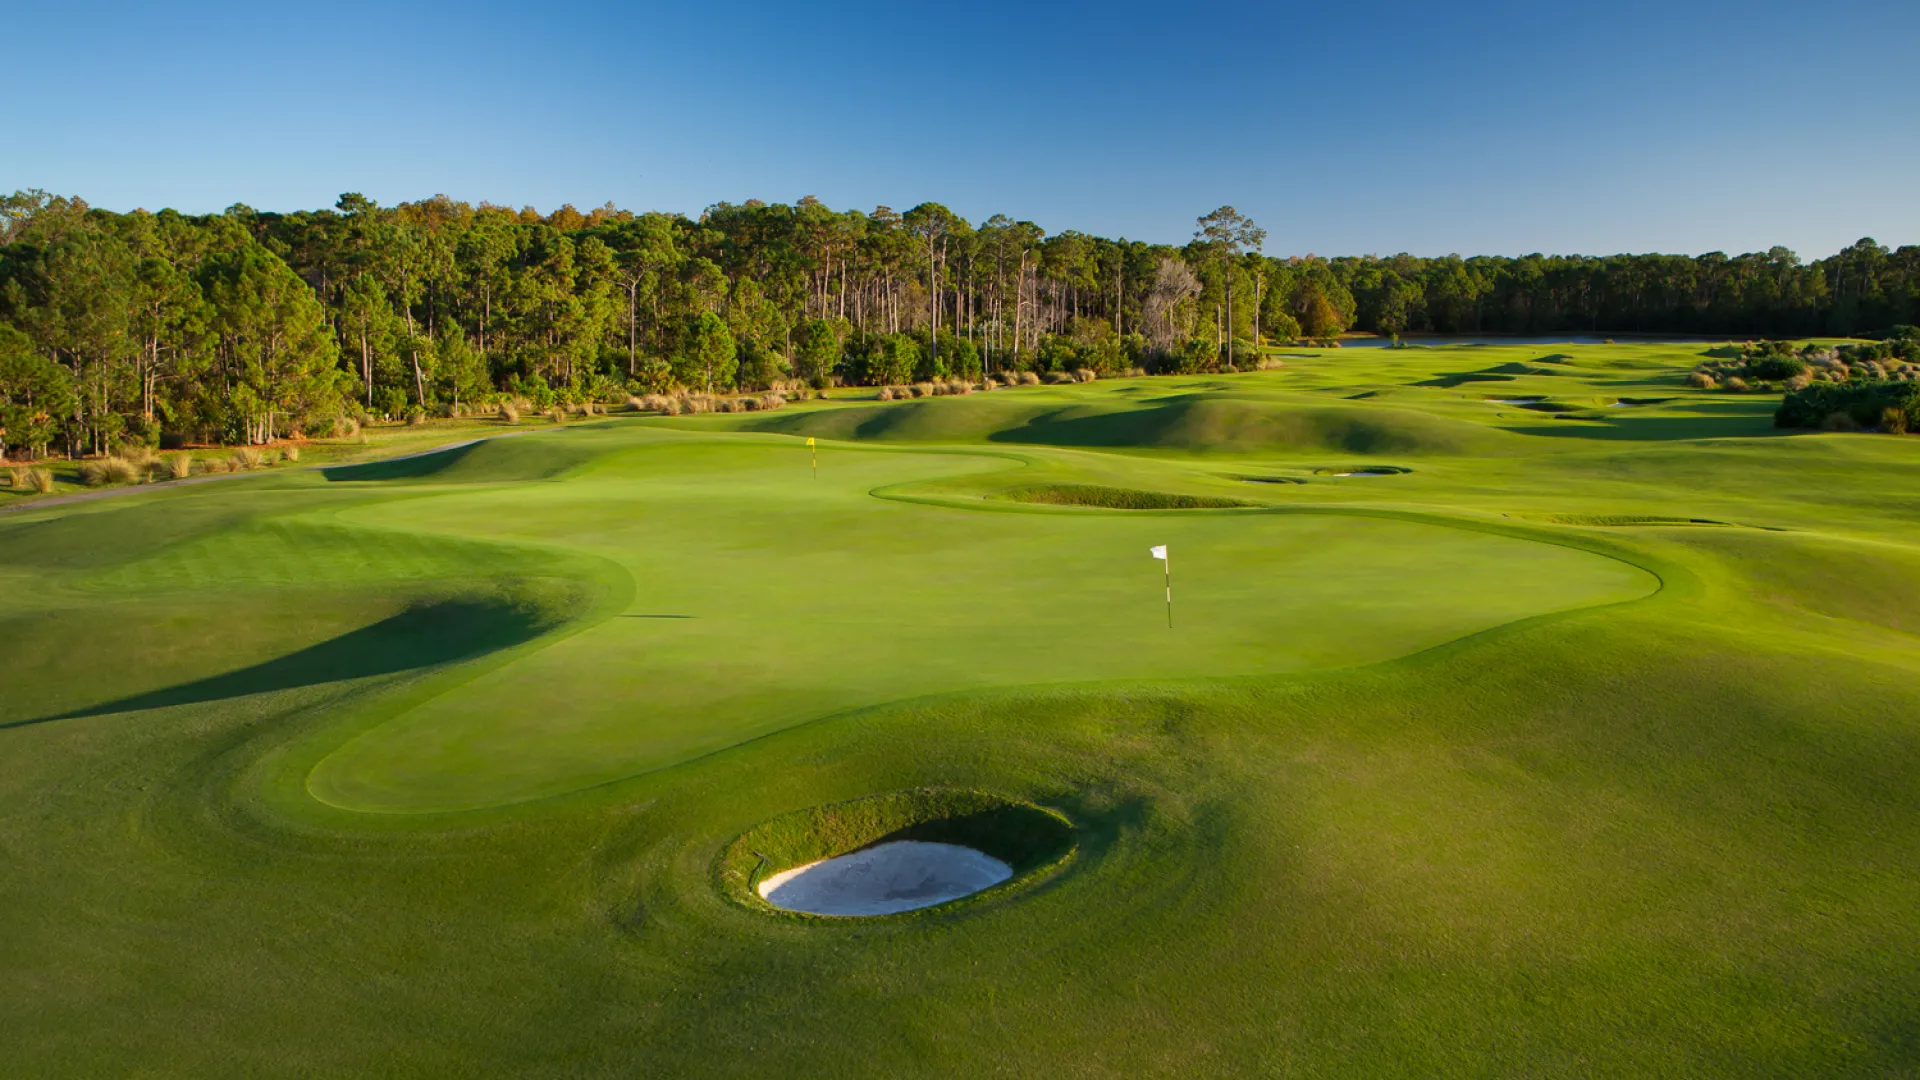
[4,598,554,730]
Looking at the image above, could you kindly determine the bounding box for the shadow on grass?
[4,598,553,730]
[1504,408,1789,441]
[321,441,485,482]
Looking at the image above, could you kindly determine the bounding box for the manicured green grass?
[3,340,1919,1077]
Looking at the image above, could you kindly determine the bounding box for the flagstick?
[1164,551,1172,629]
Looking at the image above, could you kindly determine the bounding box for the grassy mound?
[1542,514,1734,527]
[749,392,1512,455]
[717,789,1076,915]
[1001,484,1250,509]
[322,432,597,483]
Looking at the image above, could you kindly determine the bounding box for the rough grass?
[1002,484,1251,509]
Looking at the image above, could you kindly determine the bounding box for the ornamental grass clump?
[233,447,265,470]
[79,456,142,487]
[166,453,193,479]
[28,467,53,493]
[1017,371,1040,385]
[282,446,300,463]
[1070,368,1097,383]
[498,402,519,424]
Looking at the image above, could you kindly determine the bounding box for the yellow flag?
[805,437,815,447]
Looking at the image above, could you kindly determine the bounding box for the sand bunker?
[757,840,1013,916]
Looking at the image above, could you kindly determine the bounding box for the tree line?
[2,187,1916,458]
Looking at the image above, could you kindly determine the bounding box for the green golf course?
[4,341,1919,1076]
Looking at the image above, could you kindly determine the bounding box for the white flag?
[1150,545,1167,560]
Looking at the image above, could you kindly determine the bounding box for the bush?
[1070,368,1097,383]
[283,446,301,463]
[1822,411,1861,432]
[1018,371,1040,385]
[1777,379,1920,431]
[1723,376,1750,392]
[165,453,192,479]
[1883,407,1909,434]
[1686,371,1716,389]
[1041,371,1074,385]
[498,403,519,424]
[547,406,567,423]
[1747,354,1807,380]
[232,447,264,470]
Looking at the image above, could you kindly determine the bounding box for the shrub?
[233,447,264,470]
[1748,354,1807,380]
[981,377,1001,390]
[1070,368,1097,383]
[6,466,28,489]
[1778,379,1920,431]
[1018,371,1040,385]
[1883,407,1909,434]
[877,387,896,401]
[1822,411,1861,432]
[547,406,567,423]
[166,453,193,479]
[1256,357,1287,371]
[758,392,787,411]
[1042,371,1074,385]
[499,403,519,424]
[29,467,53,493]
[1723,376,1750,392]
[406,407,426,425]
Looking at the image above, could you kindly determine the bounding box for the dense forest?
[2,188,1917,459]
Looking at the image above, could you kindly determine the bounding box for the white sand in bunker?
[757,840,1013,916]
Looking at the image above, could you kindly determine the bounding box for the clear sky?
[10,0,1917,258]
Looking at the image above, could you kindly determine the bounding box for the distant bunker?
[724,789,1075,919]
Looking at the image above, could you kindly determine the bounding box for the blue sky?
[11,0,1917,257]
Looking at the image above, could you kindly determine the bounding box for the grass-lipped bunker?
[721,789,1076,918]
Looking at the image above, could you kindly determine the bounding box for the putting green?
[302,436,1652,812]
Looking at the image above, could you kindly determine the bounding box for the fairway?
[4,343,1920,1077]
